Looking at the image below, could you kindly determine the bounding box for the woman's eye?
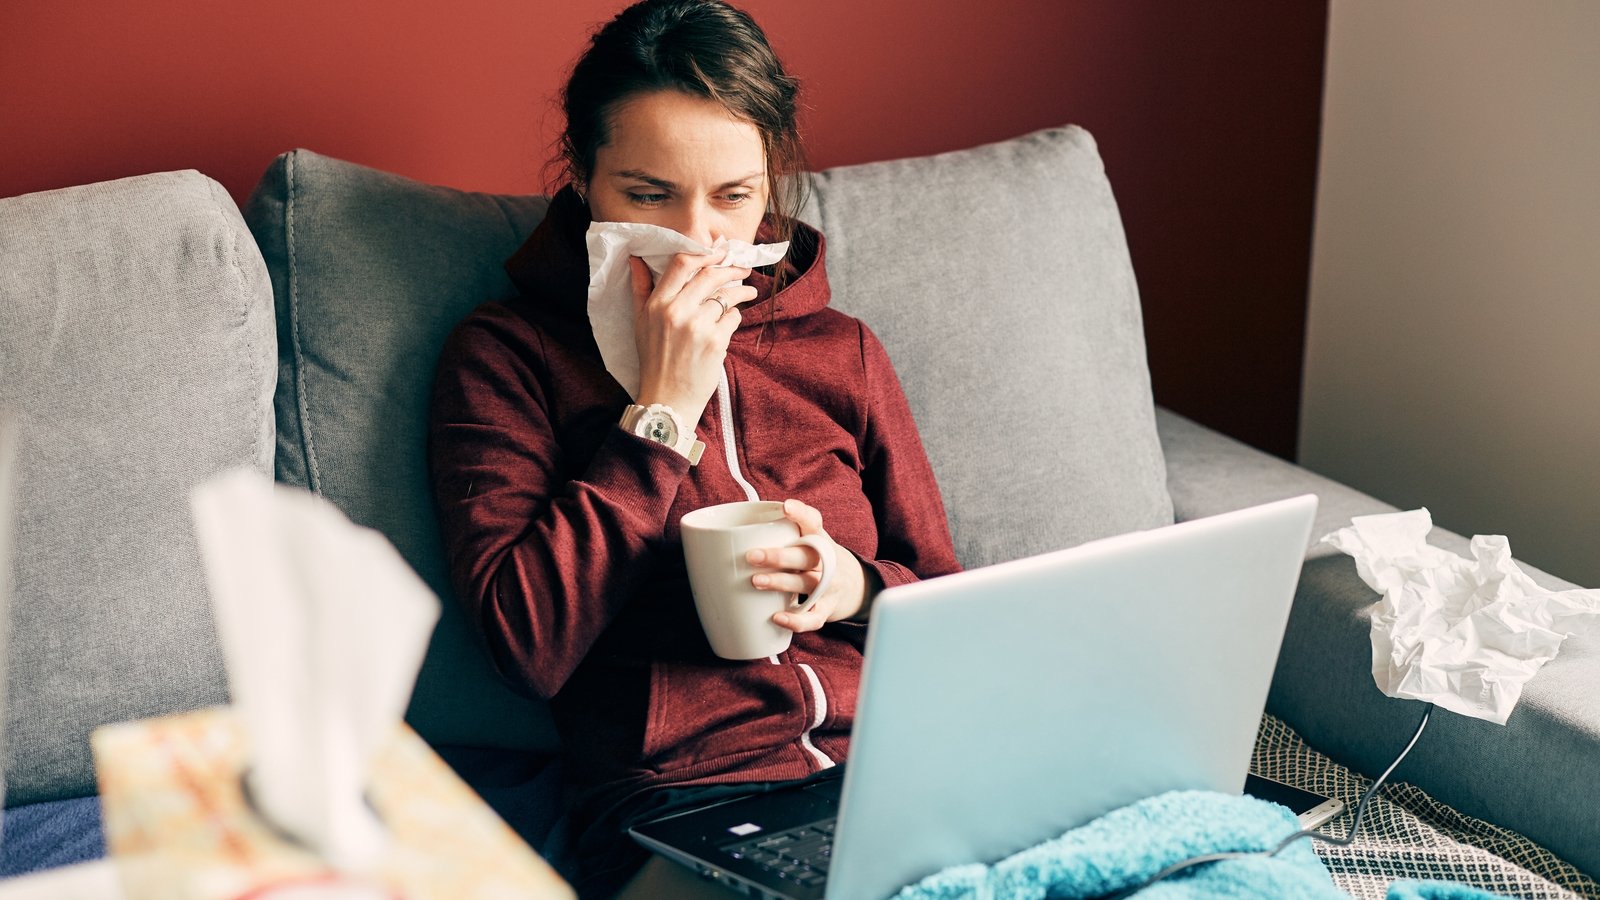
[722,192,751,205]
[627,193,668,207]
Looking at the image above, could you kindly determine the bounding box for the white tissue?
[1323,508,1600,724]
[585,220,789,399]
[191,469,440,871]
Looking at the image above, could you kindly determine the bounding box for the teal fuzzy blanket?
[891,790,1500,899]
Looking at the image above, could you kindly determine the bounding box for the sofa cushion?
[243,125,1172,753]
[1157,407,1600,879]
[0,171,275,805]
[800,125,1173,566]
[244,152,559,751]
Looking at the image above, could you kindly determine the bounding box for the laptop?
[630,494,1319,900]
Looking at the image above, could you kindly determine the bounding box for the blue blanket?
[0,796,105,879]
[892,791,1500,899]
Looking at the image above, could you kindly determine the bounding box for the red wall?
[2,1,1327,459]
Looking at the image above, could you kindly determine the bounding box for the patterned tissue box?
[92,707,574,899]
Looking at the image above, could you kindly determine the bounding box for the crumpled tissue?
[586,220,789,398]
[1323,508,1600,725]
[191,469,440,871]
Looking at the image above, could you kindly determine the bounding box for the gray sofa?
[2,125,1596,890]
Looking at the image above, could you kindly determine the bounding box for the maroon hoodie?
[429,186,960,833]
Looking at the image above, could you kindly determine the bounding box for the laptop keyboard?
[723,818,835,889]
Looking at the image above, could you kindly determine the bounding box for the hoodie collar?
[504,184,831,329]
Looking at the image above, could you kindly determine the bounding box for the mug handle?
[787,534,836,612]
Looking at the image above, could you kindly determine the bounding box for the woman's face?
[586,89,768,246]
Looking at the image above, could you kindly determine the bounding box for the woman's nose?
[673,202,719,247]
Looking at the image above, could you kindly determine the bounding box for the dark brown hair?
[556,0,813,292]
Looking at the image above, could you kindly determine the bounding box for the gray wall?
[1301,1,1600,585]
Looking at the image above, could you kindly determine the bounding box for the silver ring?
[705,293,732,319]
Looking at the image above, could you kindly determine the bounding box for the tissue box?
[92,707,574,899]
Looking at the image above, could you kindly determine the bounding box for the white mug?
[680,500,837,660]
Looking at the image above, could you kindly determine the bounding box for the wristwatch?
[620,403,705,465]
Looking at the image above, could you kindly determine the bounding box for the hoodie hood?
[504,185,831,329]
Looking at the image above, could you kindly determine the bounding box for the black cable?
[1101,702,1436,899]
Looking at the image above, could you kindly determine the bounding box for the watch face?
[642,412,679,446]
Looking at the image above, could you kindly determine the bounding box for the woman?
[429,0,960,894]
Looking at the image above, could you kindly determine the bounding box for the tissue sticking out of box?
[191,469,440,872]
[1323,508,1600,725]
[585,220,789,399]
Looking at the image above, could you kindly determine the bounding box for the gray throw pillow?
[802,125,1173,567]
[243,152,559,751]
[0,171,275,805]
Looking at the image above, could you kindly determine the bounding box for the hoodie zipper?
[717,368,759,503]
[796,663,837,770]
[717,363,835,770]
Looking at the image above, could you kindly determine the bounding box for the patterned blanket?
[1252,714,1597,900]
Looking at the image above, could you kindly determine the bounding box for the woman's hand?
[630,250,757,427]
[747,499,868,633]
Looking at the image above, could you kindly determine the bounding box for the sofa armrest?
[1157,407,1600,878]
[1,171,274,806]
